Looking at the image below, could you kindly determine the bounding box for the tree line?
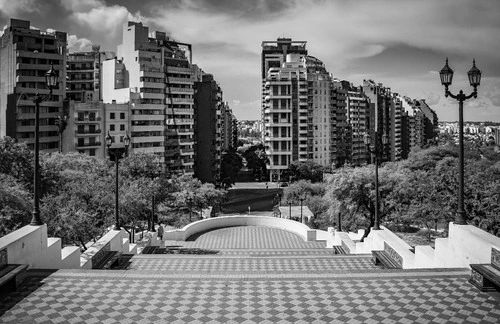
[281,145,500,239]
[0,136,226,250]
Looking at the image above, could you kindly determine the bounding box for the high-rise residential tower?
[102,22,195,174]
[262,51,308,182]
[0,19,67,152]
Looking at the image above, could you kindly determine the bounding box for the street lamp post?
[151,195,156,232]
[439,58,481,225]
[187,196,193,222]
[289,202,292,220]
[299,197,304,223]
[106,132,130,231]
[30,64,59,226]
[364,131,388,230]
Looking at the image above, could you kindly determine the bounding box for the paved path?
[1,226,499,323]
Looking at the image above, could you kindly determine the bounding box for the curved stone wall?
[163,216,317,242]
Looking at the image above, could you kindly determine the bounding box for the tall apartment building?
[102,22,195,174]
[65,101,106,157]
[306,56,333,168]
[262,38,354,179]
[391,94,403,161]
[221,102,235,151]
[331,80,349,168]
[262,51,309,182]
[345,84,369,166]
[67,47,115,103]
[407,99,438,148]
[0,19,67,152]
[362,80,393,162]
[194,74,223,183]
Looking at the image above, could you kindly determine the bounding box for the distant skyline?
[1,0,499,121]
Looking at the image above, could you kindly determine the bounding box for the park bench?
[0,264,29,292]
[372,242,403,269]
[469,247,500,292]
[142,246,157,254]
[92,251,122,269]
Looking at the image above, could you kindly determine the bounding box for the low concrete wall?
[0,225,138,270]
[80,229,129,269]
[432,222,500,268]
[0,225,83,269]
[163,215,317,242]
[0,225,48,268]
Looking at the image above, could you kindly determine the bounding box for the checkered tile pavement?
[121,255,379,272]
[1,270,498,323]
[1,225,499,323]
[180,226,328,250]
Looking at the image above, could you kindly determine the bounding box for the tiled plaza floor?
[1,225,499,323]
[179,226,328,249]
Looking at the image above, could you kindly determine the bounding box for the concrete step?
[48,267,470,281]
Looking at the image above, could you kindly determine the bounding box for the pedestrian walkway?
[1,226,499,323]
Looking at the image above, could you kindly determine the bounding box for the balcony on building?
[75,141,102,149]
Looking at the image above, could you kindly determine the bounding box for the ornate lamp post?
[30,64,59,226]
[106,132,130,230]
[364,131,388,230]
[299,197,304,223]
[439,58,481,225]
[187,196,194,222]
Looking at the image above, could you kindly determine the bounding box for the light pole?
[299,197,304,223]
[439,58,481,225]
[30,64,59,226]
[187,196,193,222]
[364,131,388,230]
[151,195,156,232]
[106,132,130,230]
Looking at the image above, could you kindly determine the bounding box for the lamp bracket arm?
[464,91,476,100]
[446,90,459,100]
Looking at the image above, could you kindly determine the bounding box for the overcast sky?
[1,0,500,121]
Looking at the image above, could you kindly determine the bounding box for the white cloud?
[0,0,38,14]
[60,0,105,12]
[68,34,93,52]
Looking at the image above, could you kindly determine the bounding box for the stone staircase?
[2,225,498,323]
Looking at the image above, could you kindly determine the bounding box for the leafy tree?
[325,163,405,241]
[157,174,226,227]
[0,136,33,188]
[239,144,268,181]
[287,160,325,183]
[282,180,329,226]
[40,153,114,249]
[0,174,32,236]
[220,149,243,187]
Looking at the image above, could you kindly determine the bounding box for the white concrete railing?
[0,225,80,269]
[163,215,318,242]
[0,225,138,270]
[329,222,500,269]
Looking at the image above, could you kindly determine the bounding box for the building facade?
[194,74,223,183]
[102,21,196,173]
[0,19,67,152]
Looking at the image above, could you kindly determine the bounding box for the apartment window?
[120,113,125,119]
[120,124,125,131]
[110,124,115,131]
[110,112,115,119]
